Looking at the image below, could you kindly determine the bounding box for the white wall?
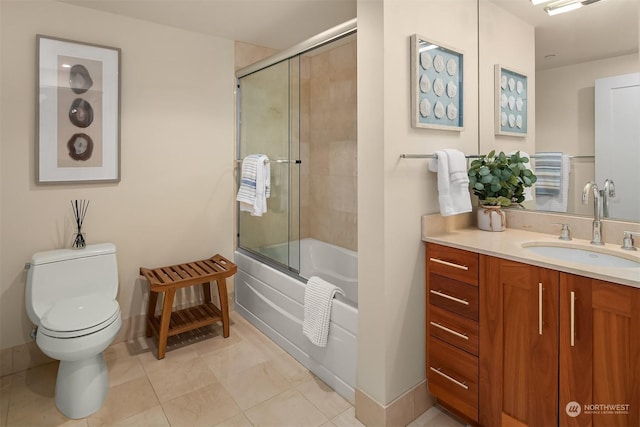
[537,53,638,216]
[0,0,235,350]
[357,0,478,406]
[538,54,639,158]
[478,0,535,157]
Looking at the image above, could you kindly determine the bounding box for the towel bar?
[235,159,302,164]
[399,153,595,160]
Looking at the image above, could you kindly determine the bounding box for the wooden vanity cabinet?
[479,256,559,427]
[559,274,640,427]
[425,243,480,423]
[478,255,640,427]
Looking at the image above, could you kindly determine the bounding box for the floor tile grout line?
[2,311,399,427]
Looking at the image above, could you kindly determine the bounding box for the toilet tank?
[26,243,118,325]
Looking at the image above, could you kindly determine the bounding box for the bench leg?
[216,278,230,338]
[146,291,159,337]
[157,289,176,360]
[202,282,212,304]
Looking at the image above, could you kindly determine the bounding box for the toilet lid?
[40,294,120,333]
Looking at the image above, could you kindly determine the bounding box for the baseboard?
[355,381,435,426]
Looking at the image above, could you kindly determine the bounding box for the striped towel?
[534,152,563,196]
[236,154,270,216]
[303,276,344,347]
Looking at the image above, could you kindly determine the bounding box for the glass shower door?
[237,58,300,272]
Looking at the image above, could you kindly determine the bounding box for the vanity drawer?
[429,305,478,355]
[426,243,479,286]
[428,336,478,422]
[428,273,479,321]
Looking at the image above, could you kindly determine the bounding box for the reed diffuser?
[71,199,89,249]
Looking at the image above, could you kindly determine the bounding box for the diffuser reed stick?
[71,199,89,249]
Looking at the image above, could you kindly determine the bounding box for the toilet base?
[55,353,109,419]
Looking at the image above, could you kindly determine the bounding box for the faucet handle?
[621,231,640,251]
[552,223,572,241]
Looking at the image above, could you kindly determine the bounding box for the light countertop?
[422,226,640,288]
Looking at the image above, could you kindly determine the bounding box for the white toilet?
[25,243,122,419]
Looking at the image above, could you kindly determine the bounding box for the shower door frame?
[235,18,357,275]
[236,57,300,273]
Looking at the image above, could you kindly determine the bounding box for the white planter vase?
[477,205,506,232]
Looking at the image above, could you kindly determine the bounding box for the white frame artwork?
[494,64,528,137]
[37,35,121,184]
[410,34,464,131]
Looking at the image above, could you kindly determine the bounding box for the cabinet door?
[480,256,559,427]
[560,274,640,427]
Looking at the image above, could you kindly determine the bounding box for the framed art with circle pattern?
[37,35,121,184]
[411,34,464,131]
[495,64,527,137]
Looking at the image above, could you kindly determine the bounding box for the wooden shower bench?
[140,254,237,359]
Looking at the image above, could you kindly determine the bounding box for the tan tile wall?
[303,39,358,251]
[234,41,278,71]
[300,56,311,240]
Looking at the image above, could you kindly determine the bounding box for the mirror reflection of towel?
[535,153,570,212]
[534,152,562,196]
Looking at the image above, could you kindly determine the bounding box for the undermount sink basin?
[521,242,640,269]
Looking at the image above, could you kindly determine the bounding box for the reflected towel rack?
[399,154,594,160]
[235,159,302,164]
[400,154,481,159]
[564,155,595,159]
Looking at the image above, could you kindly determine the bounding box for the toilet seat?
[39,295,120,339]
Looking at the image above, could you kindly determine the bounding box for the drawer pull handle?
[430,367,469,390]
[430,289,469,306]
[570,290,576,347]
[538,282,543,335]
[429,257,469,271]
[430,321,469,340]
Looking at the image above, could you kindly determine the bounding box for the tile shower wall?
[301,39,357,251]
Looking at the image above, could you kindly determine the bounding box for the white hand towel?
[253,154,270,215]
[428,150,472,217]
[303,276,344,347]
[236,154,270,216]
[444,148,469,184]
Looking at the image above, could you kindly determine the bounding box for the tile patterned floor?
[0,312,462,427]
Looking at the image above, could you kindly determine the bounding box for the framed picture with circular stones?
[410,34,464,131]
[37,35,120,183]
[494,64,528,137]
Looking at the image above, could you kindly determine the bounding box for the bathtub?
[234,238,357,402]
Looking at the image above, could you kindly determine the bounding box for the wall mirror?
[481,0,639,222]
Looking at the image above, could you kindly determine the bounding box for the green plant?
[468,150,537,207]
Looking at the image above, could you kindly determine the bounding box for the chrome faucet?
[601,178,616,218]
[582,181,604,245]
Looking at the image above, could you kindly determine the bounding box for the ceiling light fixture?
[530,0,552,5]
[544,0,602,16]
